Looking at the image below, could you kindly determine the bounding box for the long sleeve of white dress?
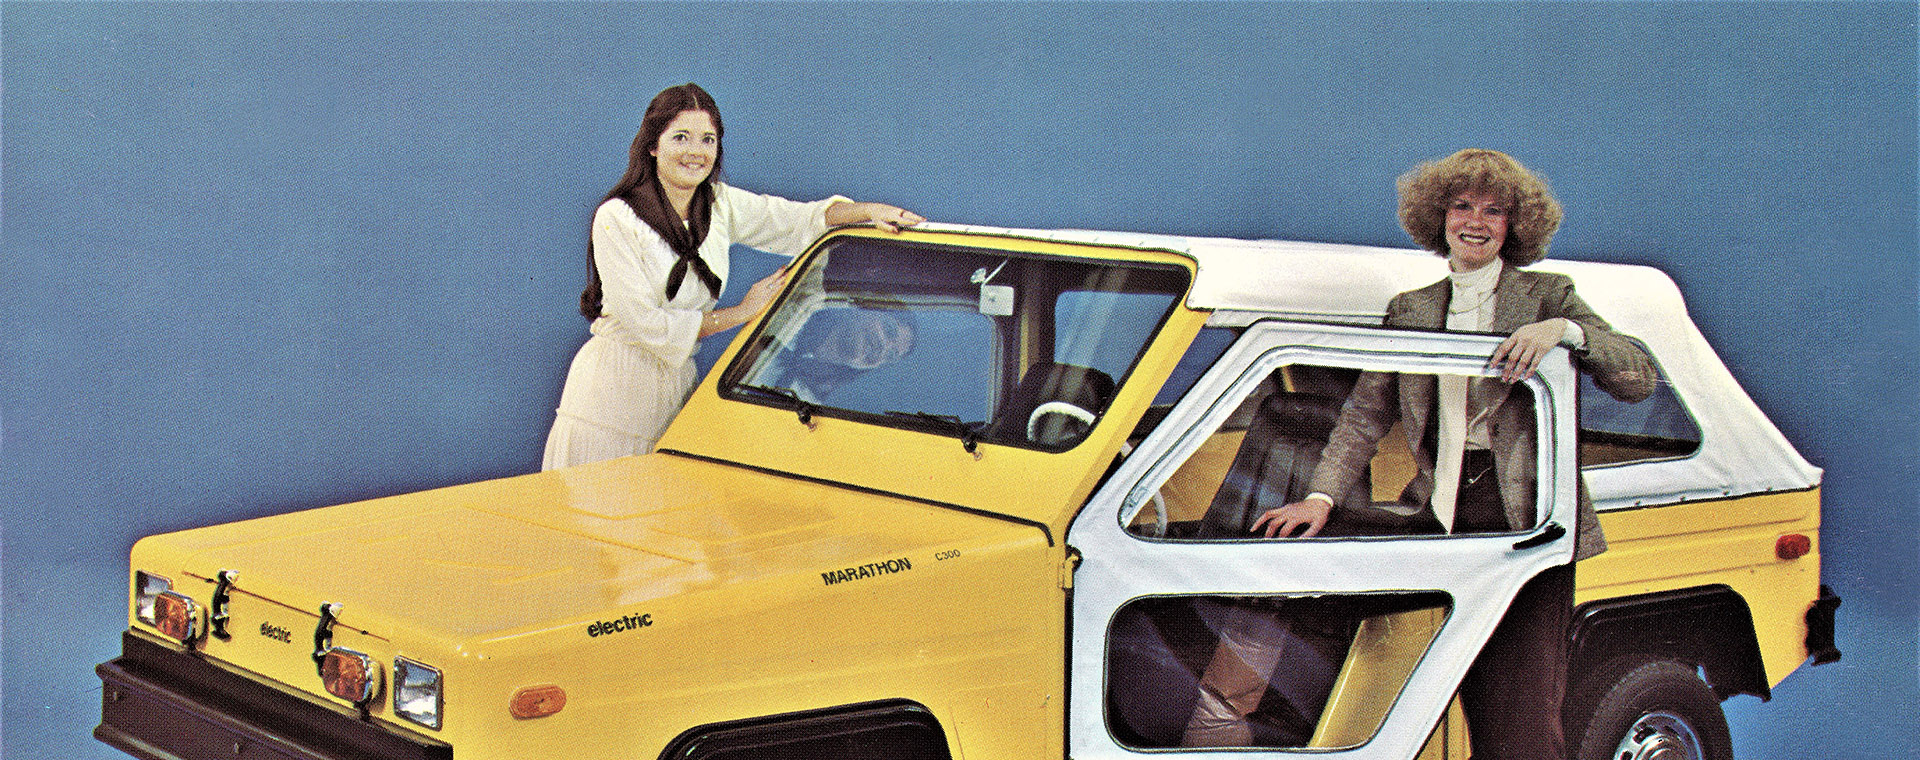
[716,183,850,259]
[542,184,844,470]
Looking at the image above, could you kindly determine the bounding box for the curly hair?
[1397,148,1562,266]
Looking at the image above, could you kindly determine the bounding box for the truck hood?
[135,452,1053,651]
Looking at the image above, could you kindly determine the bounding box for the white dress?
[541,183,844,470]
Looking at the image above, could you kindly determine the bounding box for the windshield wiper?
[885,411,983,457]
[735,383,818,428]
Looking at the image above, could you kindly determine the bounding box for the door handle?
[1512,522,1566,550]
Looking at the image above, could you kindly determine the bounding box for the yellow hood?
[131,452,1052,651]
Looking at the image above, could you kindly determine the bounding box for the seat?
[1196,392,1358,539]
[1112,392,1389,749]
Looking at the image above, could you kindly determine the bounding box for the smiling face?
[1443,189,1510,271]
[650,110,719,194]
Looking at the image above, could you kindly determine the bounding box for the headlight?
[133,571,171,626]
[393,656,444,730]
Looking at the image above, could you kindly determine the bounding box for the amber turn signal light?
[1776,533,1813,560]
[320,648,381,704]
[153,591,204,644]
[509,685,567,719]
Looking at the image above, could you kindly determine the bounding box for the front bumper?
[95,630,450,760]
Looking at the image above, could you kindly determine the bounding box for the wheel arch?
[1569,584,1769,702]
[657,698,953,760]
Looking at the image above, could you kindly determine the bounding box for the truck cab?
[96,224,1836,760]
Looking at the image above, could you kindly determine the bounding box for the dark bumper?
[96,630,451,760]
[1805,584,1843,666]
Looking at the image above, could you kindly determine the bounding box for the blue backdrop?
[4,2,1914,757]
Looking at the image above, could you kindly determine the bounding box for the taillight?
[319,648,381,705]
[1777,533,1814,560]
[153,591,204,643]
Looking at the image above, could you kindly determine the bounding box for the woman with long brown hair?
[543,83,921,470]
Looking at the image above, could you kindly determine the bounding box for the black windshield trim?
[656,448,1056,547]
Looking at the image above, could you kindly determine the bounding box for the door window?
[1577,343,1699,466]
[1107,592,1451,750]
[1126,362,1540,542]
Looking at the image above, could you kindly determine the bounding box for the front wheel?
[1569,659,1733,760]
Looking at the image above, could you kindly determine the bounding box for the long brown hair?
[580,83,726,319]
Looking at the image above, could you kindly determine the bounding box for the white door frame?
[1067,321,1581,759]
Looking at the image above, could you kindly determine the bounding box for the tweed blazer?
[1306,266,1657,561]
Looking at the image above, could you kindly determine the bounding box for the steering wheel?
[1027,401,1097,443]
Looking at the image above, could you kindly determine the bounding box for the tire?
[1569,659,1732,760]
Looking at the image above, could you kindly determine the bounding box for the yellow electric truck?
[96,224,1838,760]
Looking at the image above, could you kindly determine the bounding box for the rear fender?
[1569,585,1768,702]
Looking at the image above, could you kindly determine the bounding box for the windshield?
[721,236,1189,452]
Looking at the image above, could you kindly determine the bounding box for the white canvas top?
[910,223,1822,508]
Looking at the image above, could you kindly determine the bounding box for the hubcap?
[1611,710,1704,760]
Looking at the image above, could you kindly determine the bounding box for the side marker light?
[509,685,567,719]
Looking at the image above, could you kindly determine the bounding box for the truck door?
[1067,321,1582,759]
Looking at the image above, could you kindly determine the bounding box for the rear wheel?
[1569,659,1732,760]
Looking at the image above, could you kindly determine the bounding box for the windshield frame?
[716,235,1192,454]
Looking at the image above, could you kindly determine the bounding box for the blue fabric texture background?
[3,2,1914,757]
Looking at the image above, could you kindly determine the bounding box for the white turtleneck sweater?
[1303,259,1586,508]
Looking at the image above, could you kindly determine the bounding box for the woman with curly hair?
[542,83,922,470]
[1184,149,1655,756]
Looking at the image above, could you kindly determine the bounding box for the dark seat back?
[1196,392,1362,539]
